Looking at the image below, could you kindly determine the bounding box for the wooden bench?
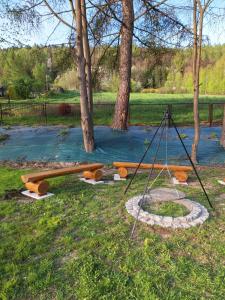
[21,163,104,195]
[113,162,193,183]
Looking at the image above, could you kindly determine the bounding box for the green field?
[1,92,225,127]
[1,91,225,104]
[42,91,225,104]
[0,166,225,299]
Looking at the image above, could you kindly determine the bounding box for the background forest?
[0,44,225,99]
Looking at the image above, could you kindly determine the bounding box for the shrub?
[131,80,142,92]
[0,134,9,142]
[8,78,33,99]
[54,68,79,90]
[142,88,159,93]
[101,73,119,92]
[58,103,72,116]
[58,128,69,137]
[180,133,188,139]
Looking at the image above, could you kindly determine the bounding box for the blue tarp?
[0,126,224,165]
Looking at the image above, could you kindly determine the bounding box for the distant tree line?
[165,45,225,95]
[0,46,73,99]
[1,44,225,99]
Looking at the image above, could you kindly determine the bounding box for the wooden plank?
[21,163,104,183]
[113,162,193,172]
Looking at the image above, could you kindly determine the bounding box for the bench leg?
[25,180,49,196]
[82,169,103,181]
[118,167,128,178]
[174,171,188,183]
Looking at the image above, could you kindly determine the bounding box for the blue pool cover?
[0,126,224,165]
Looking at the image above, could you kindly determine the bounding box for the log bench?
[21,163,104,196]
[113,162,193,183]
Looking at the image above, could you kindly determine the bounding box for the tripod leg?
[171,117,213,209]
[130,119,167,239]
[124,115,166,195]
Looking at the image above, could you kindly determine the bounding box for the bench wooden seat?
[21,163,104,195]
[113,162,193,183]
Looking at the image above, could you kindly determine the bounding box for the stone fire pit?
[125,188,209,229]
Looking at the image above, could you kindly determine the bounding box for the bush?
[58,103,72,116]
[101,73,119,92]
[54,68,79,90]
[142,88,159,93]
[131,80,142,92]
[0,134,9,143]
[8,78,33,99]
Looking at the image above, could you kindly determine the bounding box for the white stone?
[114,174,126,181]
[79,178,104,185]
[146,219,155,225]
[162,216,173,223]
[125,191,209,229]
[21,190,54,200]
[172,177,188,186]
[218,180,225,186]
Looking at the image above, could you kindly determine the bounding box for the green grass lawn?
[0,166,225,299]
[1,91,225,104]
[142,201,189,217]
[1,91,225,127]
[42,91,225,104]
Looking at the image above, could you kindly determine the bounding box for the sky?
[1,0,225,47]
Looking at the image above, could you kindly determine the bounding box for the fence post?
[127,104,131,125]
[44,102,47,124]
[0,104,3,125]
[208,104,213,127]
[167,104,172,127]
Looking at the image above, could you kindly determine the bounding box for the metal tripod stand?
[124,110,213,239]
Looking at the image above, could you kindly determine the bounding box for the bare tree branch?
[43,0,74,30]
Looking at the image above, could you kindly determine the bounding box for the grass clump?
[209,132,218,139]
[144,138,150,145]
[142,201,189,217]
[0,133,9,142]
[3,125,11,130]
[179,133,188,139]
[58,128,69,137]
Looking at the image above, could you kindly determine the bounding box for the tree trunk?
[112,0,134,130]
[75,0,95,152]
[221,104,225,148]
[191,1,203,163]
[81,0,93,115]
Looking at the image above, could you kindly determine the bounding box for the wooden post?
[208,103,213,127]
[127,105,131,125]
[25,180,49,196]
[174,171,188,183]
[0,104,2,125]
[118,167,128,178]
[220,104,225,148]
[167,104,172,127]
[44,102,47,124]
[83,169,103,181]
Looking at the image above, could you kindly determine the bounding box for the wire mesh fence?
[0,101,224,127]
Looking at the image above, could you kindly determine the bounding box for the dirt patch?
[0,160,81,169]
[1,188,34,203]
[58,249,78,266]
[151,226,173,238]
[2,188,24,200]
